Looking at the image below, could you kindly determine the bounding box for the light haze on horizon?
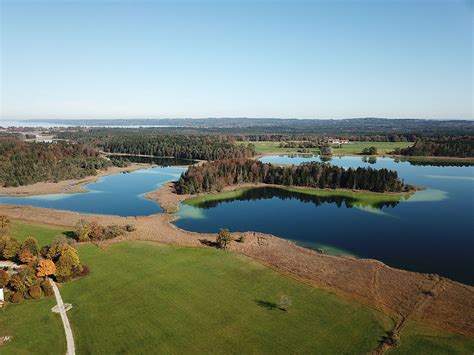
[1,0,473,120]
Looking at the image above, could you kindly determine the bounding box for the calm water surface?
[0,166,186,216]
[174,155,474,285]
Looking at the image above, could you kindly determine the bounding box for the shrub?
[0,269,9,287]
[75,265,91,278]
[125,224,136,232]
[74,219,90,242]
[28,284,43,300]
[216,228,233,250]
[104,225,125,240]
[237,235,246,243]
[10,291,24,304]
[88,221,105,241]
[41,280,54,297]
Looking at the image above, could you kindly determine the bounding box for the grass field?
[10,220,71,246]
[390,321,474,354]
[2,222,474,354]
[245,141,413,155]
[246,141,320,154]
[331,141,413,155]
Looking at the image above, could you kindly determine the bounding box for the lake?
[174,155,474,285]
[0,166,186,216]
[1,154,473,285]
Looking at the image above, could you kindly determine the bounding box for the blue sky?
[1,0,472,119]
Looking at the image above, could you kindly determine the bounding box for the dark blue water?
[0,166,186,216]
[174,155,474,285]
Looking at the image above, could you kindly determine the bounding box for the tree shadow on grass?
[255,300,281,311]
[199,239,218,248]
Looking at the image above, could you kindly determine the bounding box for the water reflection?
[108,155,194,166]
[192,187,401,210]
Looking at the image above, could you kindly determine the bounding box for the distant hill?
[22,117,474,135]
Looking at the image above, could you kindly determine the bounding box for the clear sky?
[0,0,472,120]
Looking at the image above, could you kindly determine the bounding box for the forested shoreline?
[395,137,474,158]
[0,139,110,187]
[175,159,413,194]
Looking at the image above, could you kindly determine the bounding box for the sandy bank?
[0,203,472,339]
[0,164,146,197]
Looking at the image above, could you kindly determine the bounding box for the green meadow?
[330,141,413,155]
[10,220,72,246]
[245,141,413,155]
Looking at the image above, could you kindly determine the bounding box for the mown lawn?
[245,141,413,155]
[0,297,66,354]
[62,242,391,354]
[10,220,71,246]
[331,141,413,155]
[244,141,320,154]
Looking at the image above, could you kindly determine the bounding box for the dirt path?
[49,279,75,355]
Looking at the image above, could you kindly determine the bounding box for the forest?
[96,135,255,160]
[175,159,412,194]
[0,139,110,187]
[396,137,474,158]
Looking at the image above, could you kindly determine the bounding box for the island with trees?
[175,159,414,195]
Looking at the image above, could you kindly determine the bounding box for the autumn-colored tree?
[28,285,43,300]
[0,215,10,236]
[2,237,20,260]
[36,259,56,277]
[88,221,105,241]
[55,246,83,281]
[74,219,90,242]
[10,291,24,304]
[21,236,39,256]
[8,274,27,294]
[19,248,36,264]
[0,269,9,287]
[40,280,54,297]
[46,236,71,260]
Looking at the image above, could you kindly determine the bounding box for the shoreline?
[0,163,148,197]
[0,202,472,339]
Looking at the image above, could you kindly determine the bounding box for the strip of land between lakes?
[0,163,148,197]
[0,201,472,340]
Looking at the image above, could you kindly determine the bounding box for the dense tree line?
[395,137,474,158]
[176,159,412,194]
[0,139,111,187]
[99,135,255,161]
